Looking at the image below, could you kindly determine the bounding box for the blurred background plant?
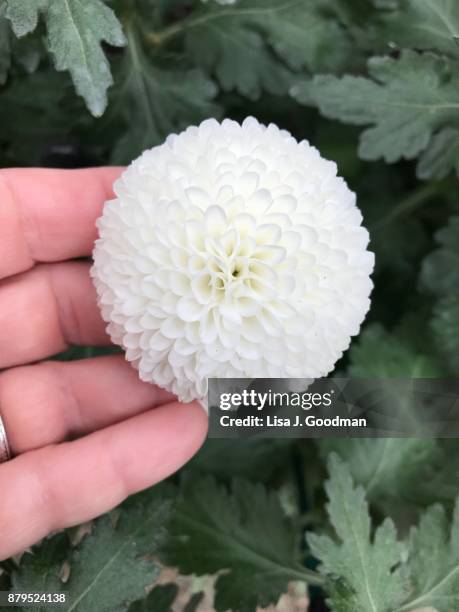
[1,0,459,610]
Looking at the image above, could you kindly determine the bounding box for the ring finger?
[0,355,175,454]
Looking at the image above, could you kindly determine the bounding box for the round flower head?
[91,118,374,403]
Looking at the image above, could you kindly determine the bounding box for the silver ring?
[0,413,11,463]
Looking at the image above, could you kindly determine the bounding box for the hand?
[0,168,208,560]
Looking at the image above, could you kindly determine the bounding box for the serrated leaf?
[319,439,438,508]
[185,11,292,100]
[421,216,459,296]
[161,476,313,612]
[109,25,218,163]
[306,50,459,166]
[5,0,47,37]
[6,0,125,116]
[373,0,459,58]
[307,454,407,612]
[183,0,349,99]
[348,323,443,377]
[46,0,125,116]
[254,0,351,73]
[11,534,70,605]
[11,487,173,612]
[417,128,459,180]
[400,498,459,611]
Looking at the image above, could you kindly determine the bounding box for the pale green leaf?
[161,476,314,612]
[254,0,351,73]
[6,0,124,115]
[5,0,47,37]
[307,50,459,165]
[185,16,292,99]
[307,455,407,612]
[418,128,459,180]
[319,439,438,507]
[400,499,459,611]
[184,0,349,99]
[373,0,459,58]
[45,0,125,116]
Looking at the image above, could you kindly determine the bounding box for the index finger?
[0,167,123,279]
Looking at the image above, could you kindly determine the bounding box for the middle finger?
[0,260,109,368]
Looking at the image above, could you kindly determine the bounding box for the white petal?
[204,205,227,235]
[177,297,203,322]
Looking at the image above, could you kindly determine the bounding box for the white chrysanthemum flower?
[91,117,374,403]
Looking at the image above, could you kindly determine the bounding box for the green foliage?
[108,23,218,163]
[183,0,350,99]
[187,437,293,481]
[161,476,316,611]
[292,0,459,180]
[403,500,459,611]
[371,0,459,58]
[418,128,459,180]
[10,487,172,612]
[309,455,459,611]
[421,217,459,374]
[307,455,407,611]
[421,216,459,296]
[184,3,293,99]
[306,51,459,168]
[5,0,125,116]
[5,0,48,37]
[319,438,439,508]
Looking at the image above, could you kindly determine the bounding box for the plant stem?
[145,0,304,46]
[372,179,451,232]
[293,567,326,587]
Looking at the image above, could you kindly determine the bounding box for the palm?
[0,167,207,560]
